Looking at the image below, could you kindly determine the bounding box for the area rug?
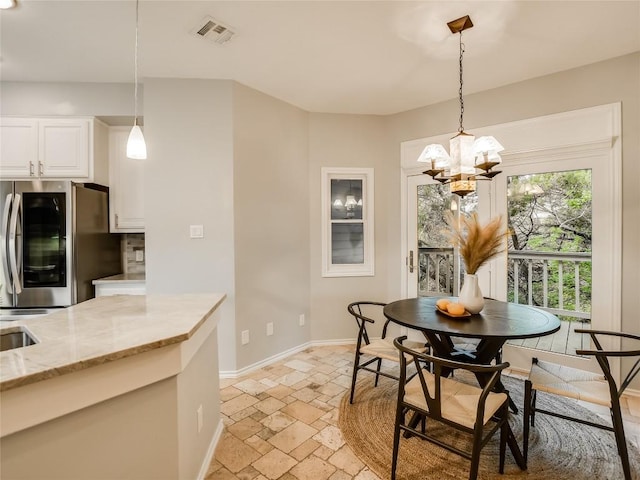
[338,374,640,479]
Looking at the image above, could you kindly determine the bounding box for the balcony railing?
[508,250,591,320]
[418,247,455,296]
[418,248,592,322]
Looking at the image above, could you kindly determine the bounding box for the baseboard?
[219,338,355,379]
[624,387,640,398]
[197,419,224,480]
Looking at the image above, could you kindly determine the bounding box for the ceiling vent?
[192,16,235,44]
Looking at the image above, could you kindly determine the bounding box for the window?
[321,167,374,277]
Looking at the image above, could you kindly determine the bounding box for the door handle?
[8,193,22,294]
[409,250,415,273]
[29,161,35,176]
[1,194,13,293]
[38,161,44,176]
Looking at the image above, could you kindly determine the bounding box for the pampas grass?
[445,212,506,274]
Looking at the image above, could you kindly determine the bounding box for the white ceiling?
[1,1,639,115]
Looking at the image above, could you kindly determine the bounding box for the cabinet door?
[39,119,90,178]
[0,118,38,178]
[109,128,145,232]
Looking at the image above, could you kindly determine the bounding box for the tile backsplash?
[123,233,145,274]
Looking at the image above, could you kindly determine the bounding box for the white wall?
[308,113,399,342]
[0,81,134,117]
[143,78,237,372]
[232,83,311,367]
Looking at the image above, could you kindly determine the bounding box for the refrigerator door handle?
[1,193,14,294]
[8,193,22,294]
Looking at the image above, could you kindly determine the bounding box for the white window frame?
[321,167,374,277]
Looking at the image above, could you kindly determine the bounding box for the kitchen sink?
[0,327,38,352]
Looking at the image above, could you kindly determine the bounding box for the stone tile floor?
[206,344,640,479]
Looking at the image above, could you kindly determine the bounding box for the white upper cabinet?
[0,118,38,177]
[109,127,145,233]
[0,117,108,184]
[39,119,90,177]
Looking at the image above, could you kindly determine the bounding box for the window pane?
[416,183,453,295]
[506,170,592,351]
[331,223,364,264]
[331,179,363,220]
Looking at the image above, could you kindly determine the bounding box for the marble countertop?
[0,293,225,392]
[92,273,146,284]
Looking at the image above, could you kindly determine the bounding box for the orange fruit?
[446,303,466,315]
[436,298,451,310]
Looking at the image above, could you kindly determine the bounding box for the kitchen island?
[92,272,146,296]
[0,293,225,480]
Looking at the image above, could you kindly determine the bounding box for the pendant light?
[126,0,147,160]
[0,0,16,9]
[418,15,503,197]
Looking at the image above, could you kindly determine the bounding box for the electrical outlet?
[197,404,203,433]
[241,330,250,345]
[190,224,204,238]
[299,314,305,326]
[135,249,144,262]
[266,322,274,336]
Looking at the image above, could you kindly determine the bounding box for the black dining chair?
[392,336,511,480]
[347,301,428,404]
[523,329,640,480]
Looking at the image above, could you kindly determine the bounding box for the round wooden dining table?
[384,296,561,367]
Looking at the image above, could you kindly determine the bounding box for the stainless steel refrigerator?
[1,180,122,313]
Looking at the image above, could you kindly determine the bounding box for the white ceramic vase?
[459,273,484,314]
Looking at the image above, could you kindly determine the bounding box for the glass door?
[406,175,480,298]
[494,154,618,374]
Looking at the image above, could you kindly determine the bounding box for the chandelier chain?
[458,32,465,133]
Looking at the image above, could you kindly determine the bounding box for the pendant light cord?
[133,0,140,127]
[458,32,465,133]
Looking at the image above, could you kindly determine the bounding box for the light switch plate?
[190,225,204,238]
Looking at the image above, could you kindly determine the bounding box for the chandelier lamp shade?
[126,0,147,160]
[418,15,503,197]
[0,0,16,10]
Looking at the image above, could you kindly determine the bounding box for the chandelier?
[418,15,503,197]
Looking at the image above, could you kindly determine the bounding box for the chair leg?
[469,424,484,480]
[523,379,533,467]
[610,401,632,480]
[499,405,508,474]
[374,358,382,387]
[391,403,405,480]
[349,352,360,404]
[530,389,537,427]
